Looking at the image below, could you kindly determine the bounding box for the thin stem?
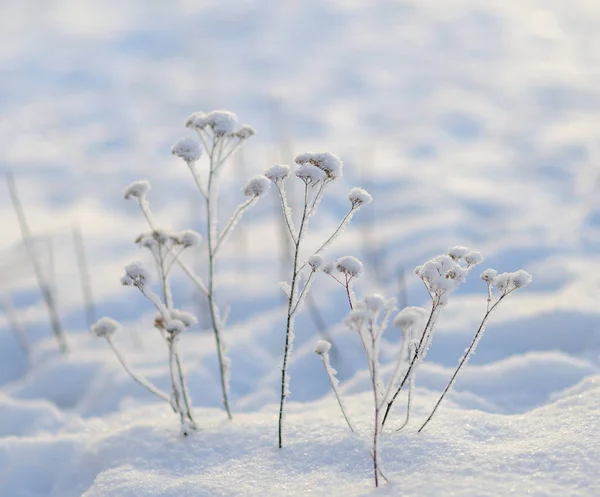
[278,182,309,449]
[0,295,30,357]
[417,293,511,433]
[319,353,354,432]
[186,161,207,199]
[380,301,439,430]
[313,208,355,256]
[275,182,297,244]
[214,196,257,254]
[166,246,209,296]
[395,344,416,432]
[106,336,172,404]
[290,270,316,316]
[168,338,188,433]
[72,225,97,330]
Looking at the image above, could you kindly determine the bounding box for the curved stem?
[214,196,257,254]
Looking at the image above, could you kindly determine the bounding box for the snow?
[171,136,202,163]
[1,0,600,495]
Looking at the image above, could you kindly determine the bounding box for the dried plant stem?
[105,336,172,405]
[319,352,354,432]
[5,171,67,353]
[0,295,30,357]
[278,183,309,449]
[418,293,511,433]
[72,225,97,330]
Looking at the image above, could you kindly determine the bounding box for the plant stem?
[417,294,510,433]
[278,183,309,449]
[320,352,354,432]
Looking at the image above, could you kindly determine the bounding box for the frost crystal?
[121,261,151,287]
[464,251,484,267]
[295,164,327,185]
[243,174,271,197]
[448,246,470,261]
[170,309,198,327]
[336,256,364,277]
[295,152,343,180]
[308,254,325,271]
[180,230,202,248]
[91,317,122,338]
[347,187,373,209]
[123,180,151,200]
[314,340,332,355]
[265,164,291,183]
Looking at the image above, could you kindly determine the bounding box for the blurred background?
[1,0,600,409]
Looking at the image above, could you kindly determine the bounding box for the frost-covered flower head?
[235,125,255,140]
[480,268,498,284]
[336,256,364,278]
[264,164,291,184]
[416,254,466,302]
[171,136,202,162]
[345,308,370,330]
[464,251,484,267]
[179,230,202,249]
[295,164,327,185]
[243,174,271,197]
[136,230,172,250]
[364,293,386,312]
[186,110,238,136]
[321,261,336,275]
[165,319,186,337]
[448,246,470,261]
[314,340,331,355]
[92,317,122,338]
[493,270,532,295]
[347,187,373,209]
[393,306,428,331]
[294,152,343,180]
[308,254,324,271]
[121,261,151,288]
[123,180,151,200]
[170,309,198,327]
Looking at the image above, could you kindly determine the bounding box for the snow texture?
[171,136,202,162]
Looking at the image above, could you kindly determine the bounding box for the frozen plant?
[381,247,484,429]
[316,293,396,487]
[170,110,265,420]
[265,153,372,448]
[417,267,532,432]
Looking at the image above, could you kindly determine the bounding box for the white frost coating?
[394,306,429,330]
[512,269,533,288]
[243,175,271,197]
[121,261,152,287]
[171,136,202,162]
[347,187,373,208]
[91,317,121,337]
[416,254,467,299]
[295,164,327,185]
[464,251,484,267]
[180,230,202,248]
[280,281,292,298]
[364,293,386,312]
[170,310,197,327]
[336,256,363,277]
[294,152,343,180]
[166,319,186,336]
[314,340,331,355]
[494,272,513,293]
[187,110,238,136]
[448,246,470,260]
[481,268,498,283]
[308,254,324,271]
[235,124,255,140]
[123,180,151,200]
[265,164,291,183]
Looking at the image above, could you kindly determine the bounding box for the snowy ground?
[1,1,600,495]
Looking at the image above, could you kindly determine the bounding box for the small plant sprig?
[265,154,372,448]
[171,110,268,420]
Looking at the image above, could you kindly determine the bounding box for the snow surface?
[1,0,600,495]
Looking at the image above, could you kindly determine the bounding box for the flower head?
[393,306,428,330]
[480,268,498,284]
[347,187,373,209]
[123,180,151,200]
[235,125,255,140]
[243,175,271,197]
[165,319,186,336]
[295,152,343,180]
[265,164,291,183]
[170,310,197,327]
[314,340,331,355]
[336,256,364,278]
[448,246,470,261]
[295,164,327,185]
[121,261,151,287]
[92,317,122,338]
[180,230,202,248]
[186,110,238,136]
[308,254,325,271]
[171,137,202,162]
[464,251,484,267]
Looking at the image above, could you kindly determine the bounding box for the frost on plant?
[266,151,372,448]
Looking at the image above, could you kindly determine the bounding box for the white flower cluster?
[347,187,373,209]
[121,261,152,287]
[264,164,291,183]
[336,255,364,278]
[123,180,151,200]
[91,317,122,338]
[171,137,202,162]
[308,254,324,271]
[483,269,532,295]
[393,306,428,331]
[314,339,332,355]
[185,110,255,140]
[345,293,395,330]
[295,164,327,185]
[243,175,271,197]
[294,152,343,180]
